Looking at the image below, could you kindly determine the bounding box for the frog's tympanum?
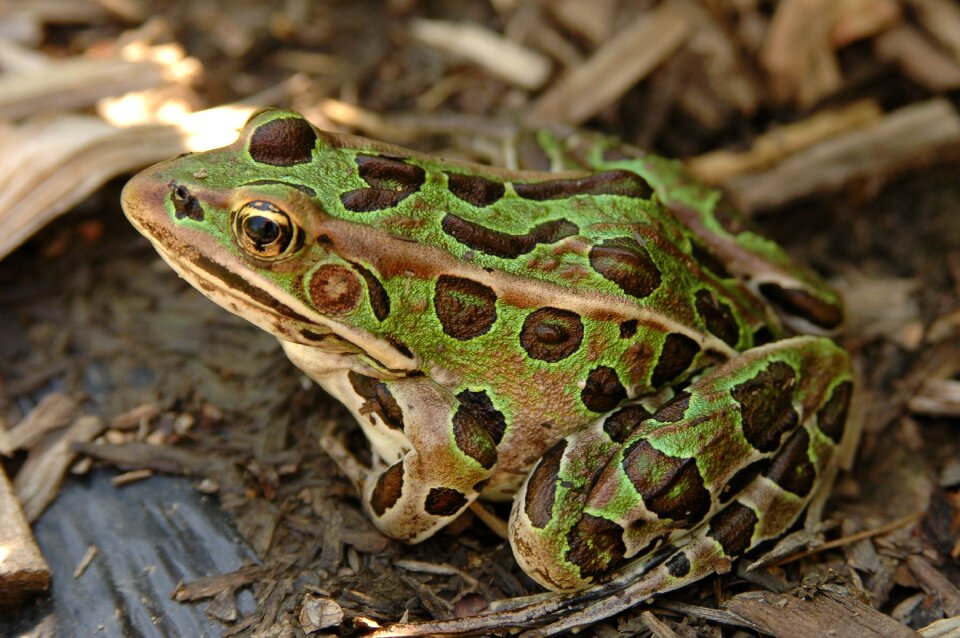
[122,109,852,598]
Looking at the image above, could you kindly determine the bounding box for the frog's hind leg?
[509,335,853,595]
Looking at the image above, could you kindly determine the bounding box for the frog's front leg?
[510,335,853,593]
[282,341,498,543]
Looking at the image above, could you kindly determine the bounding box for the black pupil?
[244,215,281,245]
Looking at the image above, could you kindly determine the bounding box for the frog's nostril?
[168,181,204,222]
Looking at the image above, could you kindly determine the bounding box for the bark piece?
[723,99,960,211]
[875,25,960,91]
[0,465,51,609]
[725,589,921,638]
[527,5,690,124]
[410,19,551,90]
[14,415,106,522]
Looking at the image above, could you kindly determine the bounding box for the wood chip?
[911,0,960,61]
[918,615,960,638]
[1,392,78,455]
[640,610,680,638]
[674,0,761,118]
[0,103,257,260]
[547,0,618,45]
[14,415,105,521]
[910,379,960,417]
[90,0,146,22]
[688,100,883,183]
[2,0,111,23]
[72,545,98,579]
[110,468,154,486]
[109,403,160,431]
[831,0,901,47]
[725,589,921,638]
[0,44,198,119]
[907,555,960,616]
[875,25,960,91]
[760,0,842,107]
[299,593,344,633]
[722,98,960,211]
[526,5,690,125]
[0,464,50,609]
[173,564,264,602]
[410,19,551,90]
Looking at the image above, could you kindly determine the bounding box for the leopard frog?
[121,109,853,597]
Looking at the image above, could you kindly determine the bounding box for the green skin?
[121,109,853,596]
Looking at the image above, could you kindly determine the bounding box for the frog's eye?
[232,201,301,259]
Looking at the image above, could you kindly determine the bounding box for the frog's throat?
[148,239,418,373]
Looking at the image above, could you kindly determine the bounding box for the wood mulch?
[0,1,958,636]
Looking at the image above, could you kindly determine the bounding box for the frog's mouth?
[121,169,419,372]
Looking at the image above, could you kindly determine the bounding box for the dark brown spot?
[340,189,409,212]
[456,389,507,445]
[424,487,468,517]
[707,502,758,556]
[622,440,710,525]
[434,275,498,340]
[249,117,317,166]
[341,155,426,212]
[524,440,566,529]
[515,130,553,171]
[589,237,662,299]
[446,172,505,206]
[731,361,798,453]
[817,381,852,443]
[581,366,627,413]
[719,459,770,503]
[242,179,317,197]
[753,326,776,346]
[452,404,497,470]
[349,262,390,321]
[665,551,691,577]
[442,215,579,259]
[627,533,667,557]
[603,405,651,443]
[564,514,627,581]
[472,478,490,493]
[619,319,638,338]
[348,371,405,430]
[653,392,690,423]
[758,283,843,330]
[712,197,748,235]
[514,170,653,201]
[690,241,732,279]
[370,462,404,516]
[695,289,740,347]
[763,428,815,497]
[357,154,425,187]
[299,329,327,342]
[169,182,203,221]
[650,333,701,387]
[519,307,584,362]
[309,264,362,315]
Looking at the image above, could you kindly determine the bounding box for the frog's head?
[121,109,417,372]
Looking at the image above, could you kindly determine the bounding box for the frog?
[121,108,853,605]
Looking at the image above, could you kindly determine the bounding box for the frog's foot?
[318,373,499,544]
[510,335,853,592]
